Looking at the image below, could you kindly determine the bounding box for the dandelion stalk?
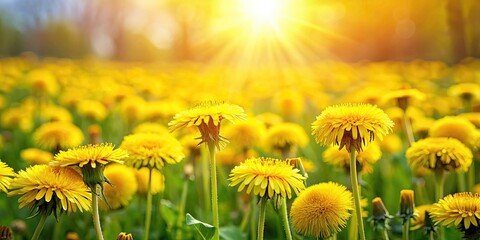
[176,175,190,240]
[207,142,220,240]
[280,198,293,240]
[467,161,475,191]
[31,214,48,240]
[143,168,153,240]
[402,221,410,240]
[92,184,105,240]
[350,146,366,240]
[250,195,258,240]
[257,198,268,240]
[434,170,445,240]
[402,112,415,147]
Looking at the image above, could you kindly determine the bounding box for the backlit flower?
[406,137,472,172]
[382,88,426,110]
[312,103,394,152]
[21,148,53,165]
[132,122,169,135]
[52,143,127,169]
[228,157,305,199]
[99,164,137,210]
[120,133,184,170]
[33,122,84,151]
[224,118,266,149]
[430,192,480,235]
[135,168,164,195]
[76,100,108,121]
[411,204,433,230]
[290,182,353,238]
[169,101,247,149]
[429,116,477,146]
[0,161,15,193]
[263,122,308,156]
[8,165,91,216]
[448,83,480,101]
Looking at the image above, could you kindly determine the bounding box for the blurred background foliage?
[0,0,479,63]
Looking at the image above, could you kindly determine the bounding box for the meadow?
[0,56,479,240]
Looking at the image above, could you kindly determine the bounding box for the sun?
[241,0,284,27]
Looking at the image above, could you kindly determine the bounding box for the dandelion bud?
[0,225,12,240]
[399,190,416,223]
[9,220,26,236]
[88,124,102,144]
[369,197,393,231]
[66,232,80,240]
[116,232,133,240]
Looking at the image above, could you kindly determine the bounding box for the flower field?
[2,0,480,239]
[0,56,479,240]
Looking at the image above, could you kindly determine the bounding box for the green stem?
[240,201,251,232]
[175,179,190,240]
[457,172,466,192]
[467,161,475,191]
[31,214,48,240]
[144,168,153,240]
[434,170,446,240]
[402,220,410,240]
[349,146,366,240]
[257,198,267,240]
[207,143,220,240]
[403,111,415,147]
[92,184,104,240]
[250,195,257,240]
[382,228,389,240]
[348,211,358,240]
[429,231,435,240]
[280,198,293,240]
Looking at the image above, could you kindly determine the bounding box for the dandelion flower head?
[312,103,394,152]
[135,168,164,195]
[406,137,472,172]
[33,122,84,151]
[168,101,247,149]
[8,165,91,216]
[228,157,305,199]
[430,192,480,230]
[52,143,128,169]
[290,182,353,238]
[120,133,184,170]
[264,122,308,154]
[21,148,53,165]
[429,116,477,146]
[0,161,15,193]
[99,164,138,210]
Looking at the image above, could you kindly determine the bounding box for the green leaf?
[219,226,246,240]
[185,213,216,240]
[160,199,178,230]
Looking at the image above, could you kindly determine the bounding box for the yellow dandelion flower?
[224,118,266,149]
[255,112,283,129]
[132,122,169,135]
[135,168,164,195]
[429,116,477,146]
[0,161,15,193]
[116,232,133,240]
[1,106,33,132]
[263,122,308,155]
[33,122,84,151]
[381,88,426,110]
[39,105,72,123]
[411,204,433,230]
[27,69,58,96]
[76,100,108,121]
[412,117,435,139]
[120,133,184,170]
[272,89,305,118]
[459,112,480,128]
[168,101,247,149]
[21,148,53,165]
[180,132,202,158]
[378,134,403,154]
[323,143,382,174]
[99,164,137,210]
[8,165,91,216]
[144,100,186,122]
[448,83,480,101]
[119,95,147,124]
[406,137,472,172]
[290,182,353,238]
[430,192,480,232]
[228,157,305,199]
[52,143,128,169]
[312,103,394,152]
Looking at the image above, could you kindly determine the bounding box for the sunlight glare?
[241,0,283,27]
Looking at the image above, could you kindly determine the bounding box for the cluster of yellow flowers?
[0,56,480,240]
